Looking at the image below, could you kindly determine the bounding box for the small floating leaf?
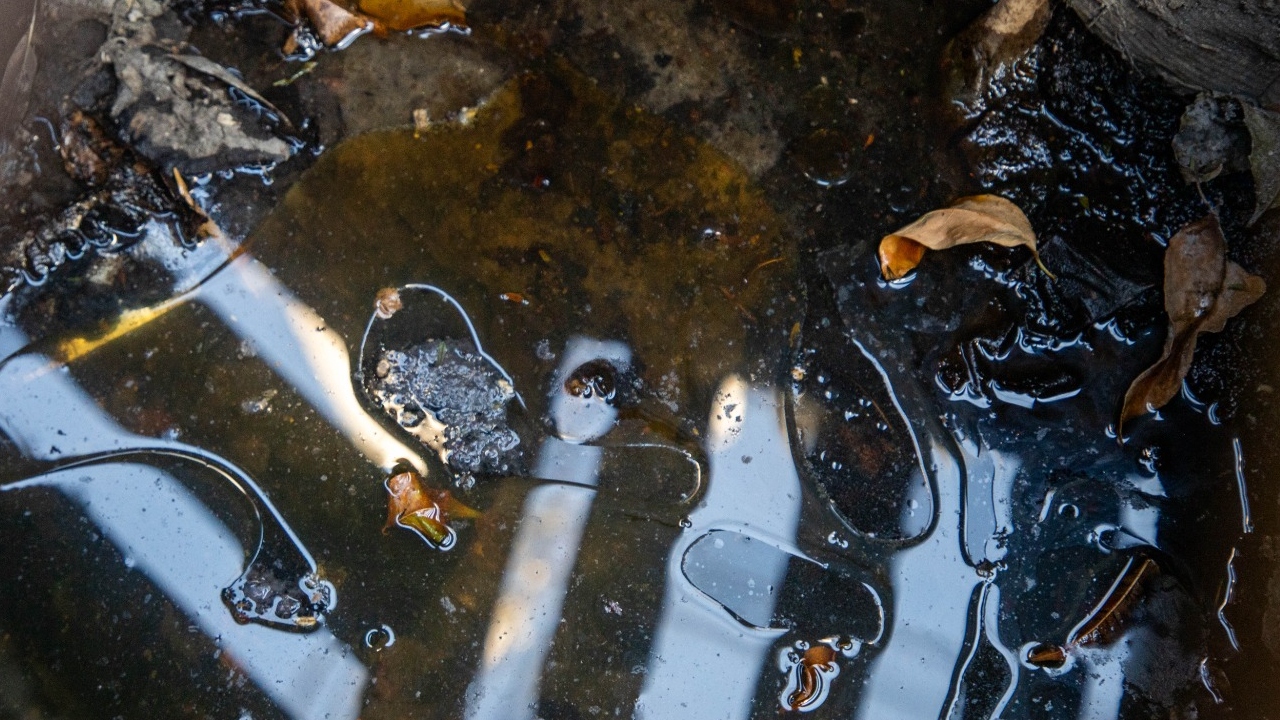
[374,287,403,319]
[1119,214,1265,434]
[384,470,479,548]
[782,643,840,712]
[877,194,1049,280]
[285,0,463,47]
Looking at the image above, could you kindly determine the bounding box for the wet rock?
[100,0,293,175]
[367,339,524,476]
[0,114,199,297]
[942,0,1051,121]
[221,560,334,631]
[1172,93,1250,184]
[958,10,1203,284]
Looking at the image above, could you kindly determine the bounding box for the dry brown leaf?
[1119,214,1265,433]
[877,234,927,281]
[1243,104,1280,225]
[1026,555,1158,668]
[357,0,465,32]
[171,54,293,129]
[877,194,1048,280]
[295,0,374,46]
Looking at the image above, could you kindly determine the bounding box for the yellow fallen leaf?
[877,194,1051,280]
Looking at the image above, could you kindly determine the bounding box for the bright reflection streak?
[0,345,368,720]
[466,481,595,720]
[465,338,628,720]
[855,437,980,719]
[1075,650,1126,720]
[7,464,367,720]
[195,254,429,474]
[635,377,801,720]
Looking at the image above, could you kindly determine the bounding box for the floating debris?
[367,339,524,476]
[778,641,842,712]
[374,286,403,319]
[281,0,466,55]
[877,195,1051,281]
[564,358,625,404]
[222,562,335,631]
[383,468,479,548]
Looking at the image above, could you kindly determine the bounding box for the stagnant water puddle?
[2,0,1280,718]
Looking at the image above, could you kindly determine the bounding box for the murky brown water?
[2,1,1279,719]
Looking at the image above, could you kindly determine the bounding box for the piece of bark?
[1067,0,1280,107]
[1119,214,1265,433]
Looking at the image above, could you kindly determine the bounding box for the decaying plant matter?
[1119,214,1265,434]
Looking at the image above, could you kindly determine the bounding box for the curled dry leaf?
[1119,214,1265,433]
[786,644,838,711]
[1026,555,1158,668]
[877,194,1050,280]
[374,286,403,319]
[384,469,480,548]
